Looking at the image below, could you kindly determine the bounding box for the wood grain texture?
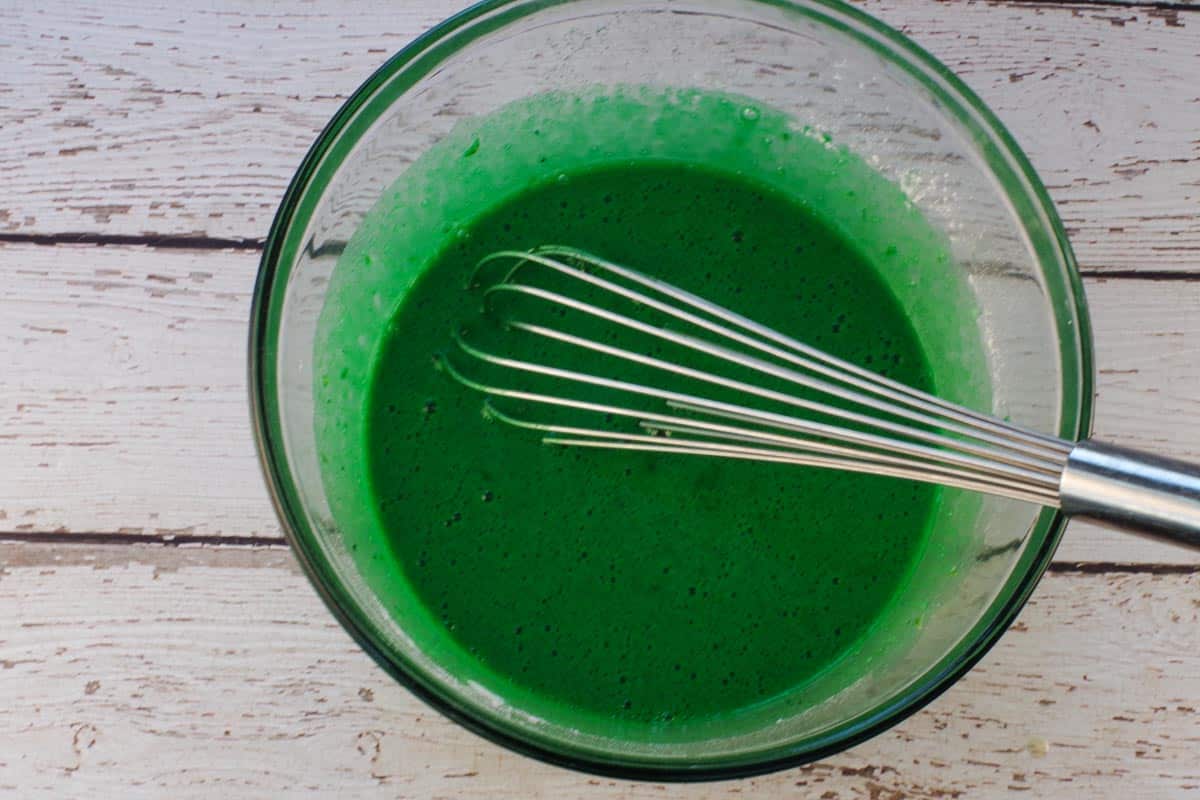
[4,242,1199,564]
[0,1,1197,274]
[0,243,272,539]
[0,540,1197,798]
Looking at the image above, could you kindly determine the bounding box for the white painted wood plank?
[869,0,1200,278]
[2,242,1198,564]
[1,2,1197,275]
[0,541,1196,798]
[0,2,450,239]
[0,243,274,538]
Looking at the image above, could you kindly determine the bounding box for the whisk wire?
[541,245,1072,455]
[450,333,1061,496]
[486,284,1062,475]
[449,247,1073,508]
[478,246,1070,459]
[479,401,1059,506]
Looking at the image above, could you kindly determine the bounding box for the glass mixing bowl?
[249,0,1093,780]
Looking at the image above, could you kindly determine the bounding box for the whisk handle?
[1060,440,1200,550]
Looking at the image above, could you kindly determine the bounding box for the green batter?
[314,87,987,734]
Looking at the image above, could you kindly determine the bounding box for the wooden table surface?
[2,1,1199,797]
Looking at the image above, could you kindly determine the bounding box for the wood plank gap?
[2,234,1196,281]
[4,531,1198,575]
[1046,560,1200,574]
[0,530,287,549]
[1078,269,1200,282]
[995,0,1199,12]
[0,231,265,252]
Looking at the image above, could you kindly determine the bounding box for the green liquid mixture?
[372,164,932,721]
[315,87,986,733]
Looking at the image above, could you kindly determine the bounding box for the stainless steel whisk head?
[441,246,1200,549]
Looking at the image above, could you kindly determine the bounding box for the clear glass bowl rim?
[247,0,1096,780]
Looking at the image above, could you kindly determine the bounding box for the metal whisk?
[441,245,1200,550]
